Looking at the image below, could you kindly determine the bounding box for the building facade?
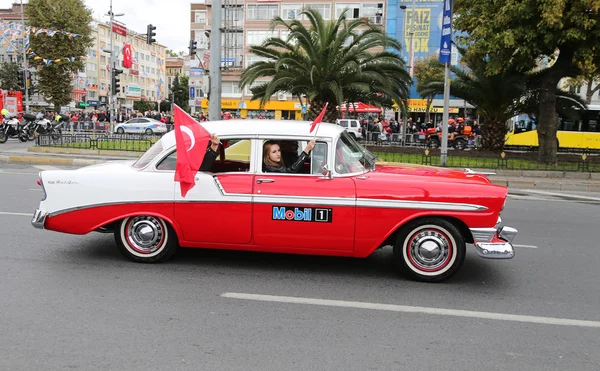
[82,21,167,112]
[190,0,386,120]
[166,57,184,100]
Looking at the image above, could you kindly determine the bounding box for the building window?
[246,4,279,20]
[88,91,97,99]
[245,54,269,68]
[305,4,331,20]
[335,3,361,19]
[221,32,244,47]
[86,63,96,71]
[100,56,106,63]
[101,70,106,77]
[194,10,207,23]
[361,3,384,25]
[281,4,302,20]
[246,30,278,46]
[222,81,242,97]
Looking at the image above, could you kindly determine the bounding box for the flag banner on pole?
[123,44,132,68]
[174,105,210,197]
[439,0,453,63]
[310,103,328,133]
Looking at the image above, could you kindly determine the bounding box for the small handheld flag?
[309,103,328,134]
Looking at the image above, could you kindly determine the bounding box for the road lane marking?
[0,211,31,217]
[0,171,39,176]
[222,293,600,329]
[518,189,600,202]
[514,244,538,249]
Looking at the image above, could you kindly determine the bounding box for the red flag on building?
[174,105,210,197]
[123,44,132,68]
[310,103,328,133]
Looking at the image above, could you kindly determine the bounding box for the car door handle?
[256,178,275,184]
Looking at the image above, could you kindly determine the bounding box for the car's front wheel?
[114,216,179,263]
[393,218,466,282]
[116,127,125,134]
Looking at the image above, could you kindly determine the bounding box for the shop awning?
[338,102,382,113]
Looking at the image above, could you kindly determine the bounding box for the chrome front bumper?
[470,222,517,259]
[31,209,46,229]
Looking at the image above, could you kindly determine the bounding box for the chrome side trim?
[357,199,488,212]
[253,195,356,207]
[469,228,497,242]
[31,209,46,229]
[213,177,226,196]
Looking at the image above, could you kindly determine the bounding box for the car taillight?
[358,127,361,132]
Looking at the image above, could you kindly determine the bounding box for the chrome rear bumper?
[31,209,46,229]
[470,224,517,259]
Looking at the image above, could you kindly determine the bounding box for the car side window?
[261,139,327,175]
[128,119,140,124]
[156,137,252,173]
[339,120,348,127]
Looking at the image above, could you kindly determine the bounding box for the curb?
[0,154,105,166]
[490,177,600,193]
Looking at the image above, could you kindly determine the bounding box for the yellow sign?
[407,99,459,113]
[200,99,301,111]
[405,9,431,53]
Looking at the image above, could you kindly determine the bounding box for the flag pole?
[313,102,328,139]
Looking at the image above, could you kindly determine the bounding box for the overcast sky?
[1,0,191,52]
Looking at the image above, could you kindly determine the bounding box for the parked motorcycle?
[0,115,28,143]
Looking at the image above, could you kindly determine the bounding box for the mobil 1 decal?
[272,206,332,223]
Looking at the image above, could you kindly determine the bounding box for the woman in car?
[263,139,316,173]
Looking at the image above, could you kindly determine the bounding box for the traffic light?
[112,68,123,95]
[146,24,156,44]
[189,40,197,56]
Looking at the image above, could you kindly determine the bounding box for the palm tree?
[240,8,411,123]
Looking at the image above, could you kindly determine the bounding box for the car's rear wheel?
[393,218,466,282]
[116,127,125,134]
[145,128,153,136]
[114,216,178,263]
[427,137,440,149]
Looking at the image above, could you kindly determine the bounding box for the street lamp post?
[399,2,416,147]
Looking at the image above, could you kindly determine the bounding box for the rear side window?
[350,121,357,128]
[133,140,165,169]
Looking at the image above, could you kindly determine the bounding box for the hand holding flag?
[309,103,328,134]
[174,105,210,197]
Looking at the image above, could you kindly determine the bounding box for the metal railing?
[369,147,599,173]
[36,133,156,152]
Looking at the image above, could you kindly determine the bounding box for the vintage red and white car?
[31,120,517,282]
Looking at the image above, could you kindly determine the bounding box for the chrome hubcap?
[409,229,451,270]
[126,216,164,254]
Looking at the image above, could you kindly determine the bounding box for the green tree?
[165,49,178,58]
[420,47,586,152]
[159,100,172,113]
[133,99,153,112]
[26,0,93,111]
[0,62,22,91]
[414,56,445,124]
[240,8,411,123]
[454,0,600,163]
[171,74,190,112]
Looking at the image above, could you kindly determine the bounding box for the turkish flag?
[174,105,210,197]
[123,44,132,68]
[310,103,328,133]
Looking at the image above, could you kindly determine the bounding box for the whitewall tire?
[394,218,466,282]
[114,216,178,263]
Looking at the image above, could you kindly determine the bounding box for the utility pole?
[399,0,416,147]
[106,0,123,133]
[208,0,222,121]
[20,0,29,112]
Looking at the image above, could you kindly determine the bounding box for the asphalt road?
[1,163,599,371]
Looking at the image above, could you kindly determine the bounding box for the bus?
[504,105,600,151]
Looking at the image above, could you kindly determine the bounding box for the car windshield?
[133,139,165,169]
[335,131,376,174]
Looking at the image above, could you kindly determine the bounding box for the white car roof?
[159,120,344,149]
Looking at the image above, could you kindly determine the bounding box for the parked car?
[31,120,517,282]
[115,118,167,135]
[336,119,362,139]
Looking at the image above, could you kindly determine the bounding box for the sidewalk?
[1,146,599,193]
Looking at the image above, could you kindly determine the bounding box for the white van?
[336,119,362,139]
